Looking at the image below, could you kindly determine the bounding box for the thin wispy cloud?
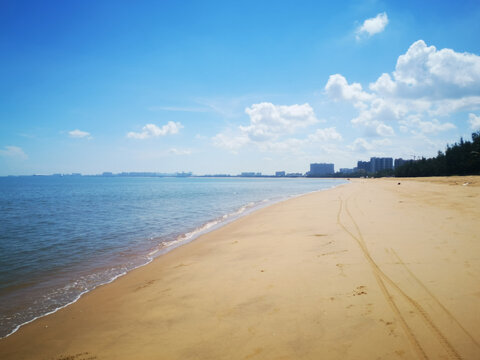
[356,12,389,40]
[69,129,92,139]
[127,121,183,139]
[196,95,267,119]
[19,133,36,139]
[0,145,28,160]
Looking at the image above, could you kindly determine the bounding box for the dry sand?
[1,177,479,360]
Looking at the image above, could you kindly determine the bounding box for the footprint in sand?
[379,319,397,337]
[55,352,97,360]
[336,263,346,277]
[134,279,157,292]
[353,285,367,296]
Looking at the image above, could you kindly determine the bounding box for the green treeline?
[395,131,480,177]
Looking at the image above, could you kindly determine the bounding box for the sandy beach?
[1,177,479,360]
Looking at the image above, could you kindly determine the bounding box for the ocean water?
[0,176,346,337]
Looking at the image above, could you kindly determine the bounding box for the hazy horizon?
[1,1,480,176]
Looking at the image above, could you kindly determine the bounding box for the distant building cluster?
[296,157,410,177]
[241,172,262,177]
[356,157,394,173]
[101,171,193,177]
[25,157,413,179]
[273,171,303,177]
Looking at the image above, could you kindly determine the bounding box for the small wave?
[143,199,268,259]
[148,249,159,256]
[0,267,132,339]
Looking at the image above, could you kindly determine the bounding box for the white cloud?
[325,74,372,102]
[241,102,318,141]
[376,123,395,137]
[430,96,480,116]
[469,113,480,130]
[350,97,400,137]
[168,148,192,155]
[325,40,480,139]
[349,138,373,152]
[213,103,342,154]
[127,121,183,139]
[356,12,389,39]
[212,132,250,152]
[0,145,28,159]
[371,40,480,101]
[213,126,342,155]
[414,119,456,134]
[372,138,392,147]
[308,127,343,142]
[348,137,392,154]
[257,137,307,154]
[69,129,91,139]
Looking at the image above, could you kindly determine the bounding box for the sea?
[0,176,346,338]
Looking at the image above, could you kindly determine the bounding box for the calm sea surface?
[0,176,346,337]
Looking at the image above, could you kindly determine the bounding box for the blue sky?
[1,0,480,175]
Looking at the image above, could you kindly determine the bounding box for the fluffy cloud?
[430,97,480,116]
[0,145,28,159]
[326,40,480,138]
[240,102,318,141]
[370,40,480,101]
[213,103,341,153]
[325,74,372,103]
[308,127,343,142]
[348,138,393,154]
[349,138,373,152]
[469,113,480,130]
[127,121,183,139]
[376,123,395,137]
[69,129,91,139]
[326,75,397,137]
[356,12,389,39]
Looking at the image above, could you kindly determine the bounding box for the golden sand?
[1,177,479,359]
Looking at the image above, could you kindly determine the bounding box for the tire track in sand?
[337,195,463,360]
[336,197,428,360]
[343,196,463,359]
[389,248,480,350]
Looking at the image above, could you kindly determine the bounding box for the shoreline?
[0,179,347,340]
[1,177,479,359]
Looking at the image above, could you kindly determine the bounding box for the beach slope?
[1,178,479,359]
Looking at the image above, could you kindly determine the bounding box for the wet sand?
[1,177,479,360]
